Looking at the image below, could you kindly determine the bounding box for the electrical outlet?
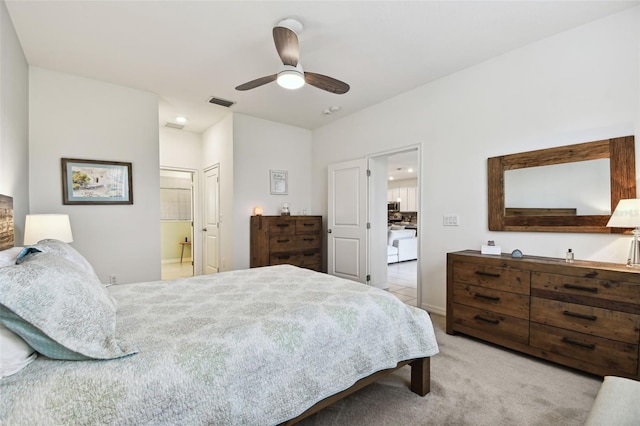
[443,214,459,226]
[109,274,118,284]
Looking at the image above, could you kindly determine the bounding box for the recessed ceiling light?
[408,168,414,173]
[175,116,188,124]
[389,176,394,180]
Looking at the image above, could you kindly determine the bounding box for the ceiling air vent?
[208,96,235,108]
[164,122,184,130]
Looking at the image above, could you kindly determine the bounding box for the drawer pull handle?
[474,293,500,302]
[303,253,315,257]
[277,239,290,243]
[303,223,315,227]
[475,271,501,278]
[303,238,314,241]
[278,255,291,260]
[276,224,290,228]
[562,310,597,321]
[561,337,596,350]
[563,284,598,293]
[474,315,499,325]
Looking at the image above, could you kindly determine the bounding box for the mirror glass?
[504,159,611,216]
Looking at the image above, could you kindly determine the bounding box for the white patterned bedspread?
[0,265,439,425]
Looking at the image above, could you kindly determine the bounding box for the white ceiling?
[6,1,638,135]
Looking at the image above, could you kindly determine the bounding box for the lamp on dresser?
[24,214,73,245]
[606,199,640,268]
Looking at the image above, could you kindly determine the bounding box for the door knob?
[202,228,207,232]
[328,229,332,233]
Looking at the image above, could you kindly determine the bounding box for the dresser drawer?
[269,234,321,253]
[296,218,321,234]
[452,303,529,345]
[270,251,321,271]
[453,283,529,320]
[453,261,530,295]
[531,297,640,344]
[270,251,320,266]
[268,219,296,236]
[530,323,639,376]
[532,272,640,312]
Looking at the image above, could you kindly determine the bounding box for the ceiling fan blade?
[304,72,350,94]
[273,26,299,67]
[235,74,277,91]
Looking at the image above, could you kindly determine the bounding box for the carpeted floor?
[298,313,602,425]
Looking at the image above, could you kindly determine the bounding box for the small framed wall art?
[61,158,133,205]
[270,170,288,195]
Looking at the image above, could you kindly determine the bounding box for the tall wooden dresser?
[447,250,640,379]
[250,215,322,272]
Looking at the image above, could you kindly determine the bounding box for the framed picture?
[270,170,288,195]
[61,158,133,205]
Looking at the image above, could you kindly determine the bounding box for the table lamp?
[24,214,73,245]
[606,199,640,268]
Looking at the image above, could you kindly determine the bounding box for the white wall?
[0,0,29,243]
[232,113,313,270]
[29,67,161,284]
[311,7,639,315]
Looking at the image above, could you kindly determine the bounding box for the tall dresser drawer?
[453,261,530,294]
[269,234,321,253]
[531,297,640,344]
[270,252,321,271]
[532,272,640,312]
[453,283,529,320]
[268,219,296,236]
[296,218,321,234]
[530,323,639,376]
[452,304,529,345]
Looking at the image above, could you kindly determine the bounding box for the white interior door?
[327,158,368,283]
[203,165,219,274]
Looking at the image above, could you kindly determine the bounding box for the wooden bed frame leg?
[410,357,430,396]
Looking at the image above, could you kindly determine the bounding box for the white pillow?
[0,247,22,268]
[0,323,37,378]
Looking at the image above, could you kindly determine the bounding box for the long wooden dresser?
[250,215,322,272]
[446,250,640,379]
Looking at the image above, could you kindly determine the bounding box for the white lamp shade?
[606,199,640,228]
[24,214,73,245]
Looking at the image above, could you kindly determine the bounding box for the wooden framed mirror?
[488,135,636,233]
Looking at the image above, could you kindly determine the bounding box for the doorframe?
[159,167,200,276]
[367,144,422,306]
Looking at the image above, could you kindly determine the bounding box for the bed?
[0,195,439,425]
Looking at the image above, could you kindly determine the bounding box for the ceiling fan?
[235,18,350,95]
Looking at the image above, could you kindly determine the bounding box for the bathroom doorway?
[160,168,195,280]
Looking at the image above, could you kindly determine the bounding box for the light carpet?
[298,313,601,425]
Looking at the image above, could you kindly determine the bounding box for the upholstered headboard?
[0,194,14,250]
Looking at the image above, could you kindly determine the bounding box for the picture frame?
[61,158,133,205]
[270,170,288,195]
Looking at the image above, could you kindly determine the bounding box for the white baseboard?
[421,302,445,317]
[161,258,191,264]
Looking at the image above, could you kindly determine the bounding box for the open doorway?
[386,150,419,306]
[160,169,195,280]
[367,147,419,306]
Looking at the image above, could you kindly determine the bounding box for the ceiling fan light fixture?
[277,65,305,90]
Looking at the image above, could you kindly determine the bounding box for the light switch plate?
[443,214,459,226]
